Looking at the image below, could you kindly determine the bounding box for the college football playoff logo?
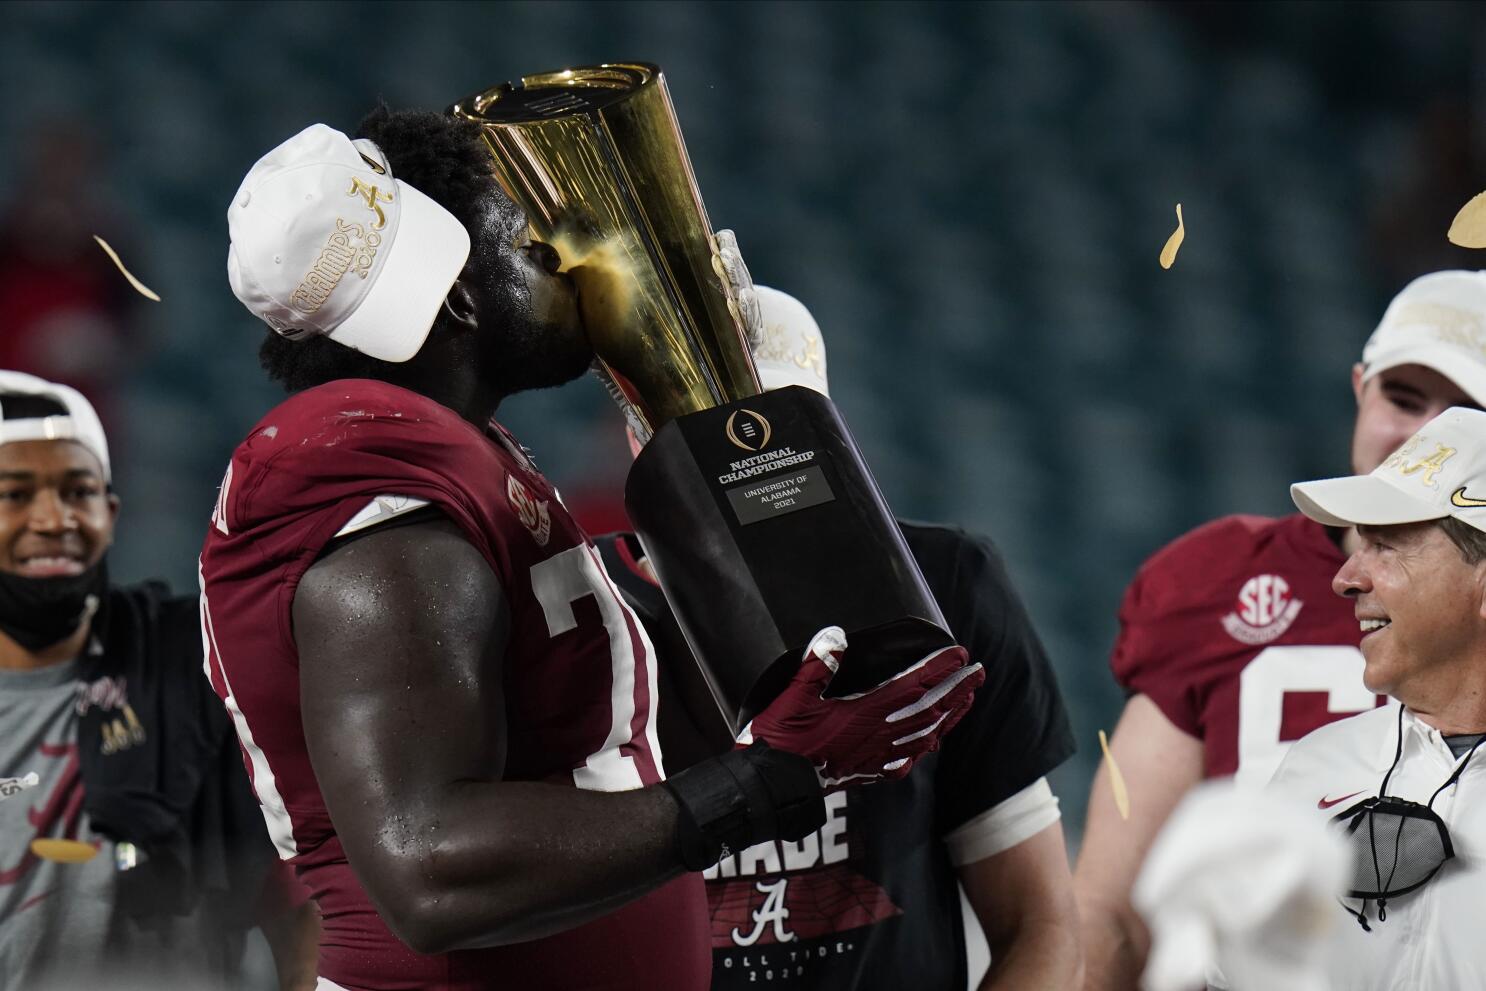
[1221,573,1303,645]
[505,474,551,547]
[725,409,772,452]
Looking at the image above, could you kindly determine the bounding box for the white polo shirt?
[1268,700,1486,990]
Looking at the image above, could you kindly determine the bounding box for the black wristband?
[662,742,826,871]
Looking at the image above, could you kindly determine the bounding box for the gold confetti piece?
[1159,203,1185,270]
[1448,191,1486,248]
[1098,729,1131,821]
[93,235,161,302]
[31,838,100,864]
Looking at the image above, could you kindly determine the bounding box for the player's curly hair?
[258,104,501,393]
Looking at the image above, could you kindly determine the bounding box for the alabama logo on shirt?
[1221,573,1303,645]
[0,741,95,889]
[706,792,901,982]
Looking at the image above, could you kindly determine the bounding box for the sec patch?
[1221,573,1303,645]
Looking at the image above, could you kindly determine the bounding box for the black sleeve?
[164,595,277,932]
[913,525,1076,835]
[86,588,277,957]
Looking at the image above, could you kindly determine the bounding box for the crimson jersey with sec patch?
[197,380,707,991]
[1113,513,1382,786]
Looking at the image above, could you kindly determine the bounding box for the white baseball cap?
[227,123,471,363]
[752,285,830,396]
[1292,406,1486,534]
[1361,270,1486,405]
[0,371,111,482]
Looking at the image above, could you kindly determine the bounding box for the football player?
[202,109,982,991]
[1074,270,1486,990]
[596,286,1082,990]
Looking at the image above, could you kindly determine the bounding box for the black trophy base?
[624,386,953,734]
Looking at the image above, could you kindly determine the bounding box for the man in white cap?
[1076,271,1486,990]
[0,371,316,990]
[202,107,981,991]
[595,287,1083,991]
[1259,406,1486,989]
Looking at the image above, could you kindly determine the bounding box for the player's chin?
[544,323,597,384]
[508,347,592,395]
[541,342,595,388]
[528,287,587,357]
[532,278,583,337]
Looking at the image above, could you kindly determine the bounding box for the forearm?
[1071,696,1203,991]
[981,915,1083,991]
[352,779,685,953]
[1076,896,1148,991]
[962,820,1083,991]
[260,898,322,991]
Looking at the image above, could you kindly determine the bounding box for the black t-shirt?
[596,521,1075,991]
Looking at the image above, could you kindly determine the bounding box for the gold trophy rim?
[449,62,663,123]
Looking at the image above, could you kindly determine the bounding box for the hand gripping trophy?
[451,64,954,737]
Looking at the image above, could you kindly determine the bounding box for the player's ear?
[1474,559,1486,623]
[441,281,478,334]
[104,489,121,546]
[1351,363,1366,406]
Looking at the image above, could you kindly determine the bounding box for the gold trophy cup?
[451,65,951,739]
[451,63,759,438]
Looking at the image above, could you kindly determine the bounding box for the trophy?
[451,64,952,740]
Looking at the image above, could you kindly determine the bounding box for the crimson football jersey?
[1112,513,1382,785]
[197,380,707,990]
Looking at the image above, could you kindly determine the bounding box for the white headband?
[0,371,112,483]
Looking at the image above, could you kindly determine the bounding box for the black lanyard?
[1378,705,1486,806]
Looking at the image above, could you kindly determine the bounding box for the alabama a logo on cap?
[1380,434,1456,488]
[506,473,551,547]
[1222,574,1303,645]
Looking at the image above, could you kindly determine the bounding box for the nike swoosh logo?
[1452,487,1486,508]
[1318,790,1364,810]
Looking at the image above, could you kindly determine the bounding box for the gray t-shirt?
[0,660,221,990]
[1444,733,1486,760]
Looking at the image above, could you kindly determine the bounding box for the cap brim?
[756,361,828,396]
[329,179,471,363]
[1291,474,1445,528]
[1365,343,1486,407]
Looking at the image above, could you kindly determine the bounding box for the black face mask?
[0,559,107,651]
[1330,704,1486,931]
